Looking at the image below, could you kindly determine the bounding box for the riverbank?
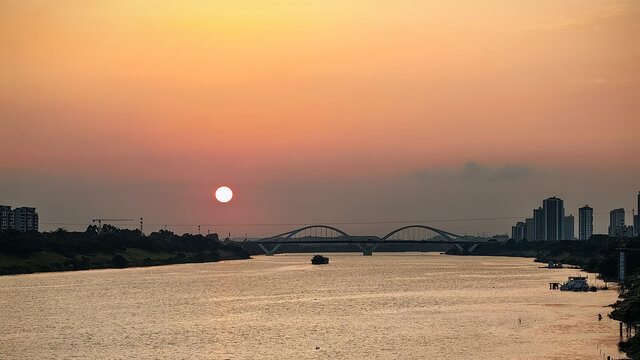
[446,235,639,359]
[445,235,635,280]
[0,227,250,276]
[0,248,250,276]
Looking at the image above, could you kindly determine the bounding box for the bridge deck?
[240,239,482,245]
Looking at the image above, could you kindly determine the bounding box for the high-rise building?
[609,208,625,237]
[525,218,535,241]
[0,205,13,230]
[12,207,38,232]
[563,215,574,240]
[543,196,564,240]
[579,205,593,241]
[625,225,634,237]
[534,207,545,241]
[511,221,525,240]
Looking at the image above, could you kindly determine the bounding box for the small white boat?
[560,276,590,291]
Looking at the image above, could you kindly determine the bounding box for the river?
[0,253,626,359]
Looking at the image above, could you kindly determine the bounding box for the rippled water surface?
[0,253,626,359]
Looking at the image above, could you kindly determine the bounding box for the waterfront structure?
[12,207,39,232]
[579,205,593,241]
[511,221,525,240]
[0,205,13,230]
[609,208,625,237]
[633,191,640,236]
[533,207,545,241]
[543,196,564,241]
[563,215,574,240]
[525,218,534,241]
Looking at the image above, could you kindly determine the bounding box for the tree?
[111,255,128,268]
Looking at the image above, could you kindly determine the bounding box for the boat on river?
[560,276,590,291]
[311,255,329,265]
[540,262,564,269]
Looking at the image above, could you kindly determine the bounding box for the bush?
[111,255,128,268]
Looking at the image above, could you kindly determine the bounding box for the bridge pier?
[257,243,282,256]
[356,243,379,256]
[451,243,480,254]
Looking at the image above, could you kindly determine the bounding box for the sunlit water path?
[0,253,625,359]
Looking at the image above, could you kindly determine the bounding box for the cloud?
[493,163,532,179]
[413,161,532,181]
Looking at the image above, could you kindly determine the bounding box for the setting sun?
[214,186,233,203]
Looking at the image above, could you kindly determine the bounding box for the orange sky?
[1,0,639,235]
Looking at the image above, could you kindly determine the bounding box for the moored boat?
[560,276,590,291]
[311,255,329,265]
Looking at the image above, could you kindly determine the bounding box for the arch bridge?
[239,225,484,256]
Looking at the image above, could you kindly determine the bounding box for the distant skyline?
[1,0,639,237]
[2,165,638,238]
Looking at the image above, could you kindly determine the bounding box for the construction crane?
[92,218,134,233]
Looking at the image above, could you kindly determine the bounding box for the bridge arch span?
[265,225,356,242]
[248,224,480,256]
[380,225,461,242]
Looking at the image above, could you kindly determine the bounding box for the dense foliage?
[0,225,250,275]
[609,275,640,359]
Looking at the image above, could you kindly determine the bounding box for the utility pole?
[140,218,143,235]
[198,225,201,235]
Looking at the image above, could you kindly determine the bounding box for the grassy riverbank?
[447,235,640,359]
[0,226,250,275]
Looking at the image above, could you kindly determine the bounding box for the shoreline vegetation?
[0,225,250,276]
[444,235,640,359]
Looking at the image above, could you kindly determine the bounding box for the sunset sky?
[1,0,639,237]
